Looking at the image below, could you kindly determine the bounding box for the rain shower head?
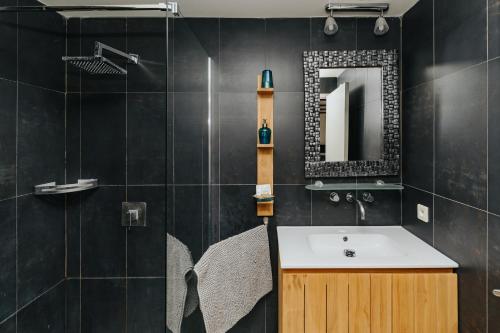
[62,41,139,75]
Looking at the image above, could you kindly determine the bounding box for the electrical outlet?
[417,204,429,223]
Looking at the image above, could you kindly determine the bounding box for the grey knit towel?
[194,225,273,333]
[166,234,199,333]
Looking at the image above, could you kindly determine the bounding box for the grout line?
[66,276,165,280]
[432,0,436,247]
[486,1,490,329]
[15,7,19,332]
[125,17,129,333]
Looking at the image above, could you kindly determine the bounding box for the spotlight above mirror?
[323,2,390,36]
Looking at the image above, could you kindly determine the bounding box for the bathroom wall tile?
[173,18,209,93]
[219,185,260,240]
[17,85,65,195]
[127,93,166,185]
[312,190,357,226]
[127,279,165,333]
[0,316,16,333]
[17,195,65,307]
[274,185,310,226]
[0,0,17,82]
[18,0,65,91]
[434,0,487,78]
[434,196,487,333]
[17,283,65,333]
[220,19,266,93]
[81,279,126,333]
[66,93,81,184]
[489,0,500,59]
[402,81,434,191]
[66,18,81,93]
[275,93,305,184]
[174,185,204,262]
[81,187,126,277]
[166,92,174,185]
[488,214,500,333]
[402,0,434,89]
[227,297,266,333]
[167,18,174,94]
[80,18,126,93]
[310,17,357,51]
[173,92,208,185]
[65,280,81,333]
[127,18,166,93]
[358,190,401,226]
[127,186,165,277]
[266,19,310,92]
[402,187,433,246]
[488,58,500,215]
[356,17,401,50]
[0,199,16,322]
[434,63,487,209]
[185,18,220,65]
[219,93,256,184]
[81,93,126,185]
[66,193,81,278]
[0,79,17,200]
[209,90,220,185]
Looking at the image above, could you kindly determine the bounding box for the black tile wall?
[488,214,500,333]
[310,18,356,51]
[403,1,497,331]
[65,17,168,332]
[0,80,17,199]
[0,1,67,330]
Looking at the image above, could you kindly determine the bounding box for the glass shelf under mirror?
[305,182,404,191]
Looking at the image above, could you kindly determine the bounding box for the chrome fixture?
[324,9,339,35]
[493,289,500,297]
[346,192,366,220]
[329,192,340,202]
[374,10,390,35]
[34,179,98,195]
[0,2,178,15]
[324,2,389,36]
[362,192,374,203]
[344,249,356,257]
[325,2,389,12]
[122,202,147,227]
[63,42,139,75]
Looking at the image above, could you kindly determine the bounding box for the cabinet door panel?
[415,274,437,333]
[282,273,305,333]
[327,274,348,333]
[349,273,371,333]
[305,274,328,333]
[436,274,458,333]
[371,274,392,333]
[392,274,414,333]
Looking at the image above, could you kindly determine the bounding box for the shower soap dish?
[254,184,274,203]
[34,179,98,195]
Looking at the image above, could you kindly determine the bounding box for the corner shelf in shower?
[34,179,98,195]
[256,75,274,217]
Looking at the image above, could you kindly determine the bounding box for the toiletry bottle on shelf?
[259,119,272,144]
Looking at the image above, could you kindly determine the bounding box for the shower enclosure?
[0,1,212,332]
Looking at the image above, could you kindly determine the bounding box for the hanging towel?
[194,225,272,333]
[166,233,199,333]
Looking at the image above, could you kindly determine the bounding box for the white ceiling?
[40,0,419,18]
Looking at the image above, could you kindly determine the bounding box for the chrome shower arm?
[94,42,139,64]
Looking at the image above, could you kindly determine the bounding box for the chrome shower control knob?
[362,192,374,203]
[346,192,354,202]
[329,192,340,202]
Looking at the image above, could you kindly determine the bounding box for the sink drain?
[344,249,356,257]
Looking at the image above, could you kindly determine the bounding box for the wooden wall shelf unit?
[279,267,458,333]
[257,74,274,217]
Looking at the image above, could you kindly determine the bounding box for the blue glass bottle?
[259,119,272,144]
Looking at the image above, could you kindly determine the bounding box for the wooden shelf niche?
[257,74,274,217]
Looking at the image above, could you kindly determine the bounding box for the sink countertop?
[277,226,459,269]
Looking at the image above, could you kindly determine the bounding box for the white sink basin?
[278,226,458,269]
[308,233,407,258]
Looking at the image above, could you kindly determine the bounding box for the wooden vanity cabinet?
[278,268,458,333]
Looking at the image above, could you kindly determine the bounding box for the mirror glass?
[319,67,383,162]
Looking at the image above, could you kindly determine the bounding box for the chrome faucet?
[346,192,366,220]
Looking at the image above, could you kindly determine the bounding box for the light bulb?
[374,15,389,35]
[324,15,339,35]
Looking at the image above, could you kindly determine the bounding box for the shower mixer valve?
[121,202,147,227]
